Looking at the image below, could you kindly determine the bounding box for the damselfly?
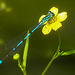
[0,8,55,64]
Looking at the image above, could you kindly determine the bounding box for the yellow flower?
[39,7,67,35]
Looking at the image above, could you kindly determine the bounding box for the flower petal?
[38,15,47,24]
[56,12,67,22]
[51,21,62,31]
[42,24,52,35]
[49,7,58,16]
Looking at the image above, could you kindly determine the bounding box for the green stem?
[23,70,27,75]
[41,48,59,75]
[41,33,61,75]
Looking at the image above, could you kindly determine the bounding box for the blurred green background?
[0,0,75,75]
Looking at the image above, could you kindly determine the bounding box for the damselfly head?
[48,11,54,16]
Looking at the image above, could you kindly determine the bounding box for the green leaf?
[23,31,29,69]
[61,50,75,56]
